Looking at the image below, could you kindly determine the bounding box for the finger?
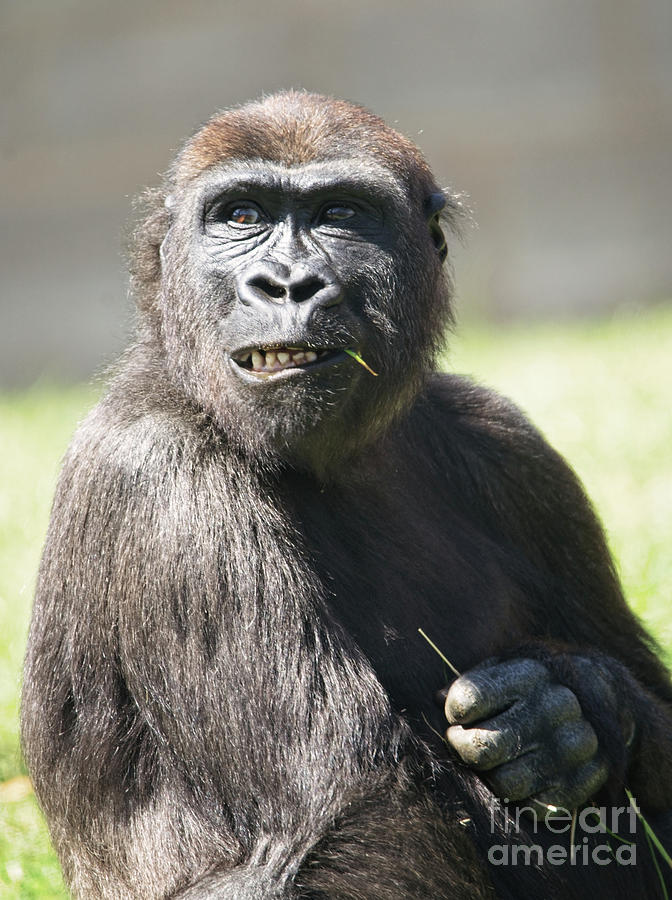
[445,703,539,770]
[447,723,521,770]
[554,720,599,768]
[536,758,609,811]
[574,757,610,802]
[543,685,583,727]
[445,659,549,725]
[486,753,549,802]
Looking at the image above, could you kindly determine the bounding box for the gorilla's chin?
[222,370,367,471]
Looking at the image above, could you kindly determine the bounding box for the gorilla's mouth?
[231,345,347,378]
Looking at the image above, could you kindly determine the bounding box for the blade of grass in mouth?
[345,349,378,376]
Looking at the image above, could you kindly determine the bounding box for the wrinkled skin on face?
[133,94,455,472]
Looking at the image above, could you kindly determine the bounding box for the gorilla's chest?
[282,470,528,725]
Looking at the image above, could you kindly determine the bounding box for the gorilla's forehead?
[192,157,408,205]
[174,92,435,196]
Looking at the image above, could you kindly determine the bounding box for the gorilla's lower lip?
[230,346,348,380]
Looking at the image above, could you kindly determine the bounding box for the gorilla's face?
[153,106,451,470]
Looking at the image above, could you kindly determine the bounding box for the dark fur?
[22,92,672,898]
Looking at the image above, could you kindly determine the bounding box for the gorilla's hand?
[442,658,615,811]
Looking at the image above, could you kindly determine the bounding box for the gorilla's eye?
[228,207,261,226]
[321,206,355,223]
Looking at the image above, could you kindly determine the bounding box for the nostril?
[292,278,324,302]
[241,264,342,307]
[249,276,286,300]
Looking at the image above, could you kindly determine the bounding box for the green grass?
[0,384,98,898]
[1,306,671,895]
[446,305,672,655]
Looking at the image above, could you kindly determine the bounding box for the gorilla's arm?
[424,375,672,811]
[21,400,245,893]
[23,392,360,892]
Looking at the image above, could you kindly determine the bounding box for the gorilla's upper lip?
[230,344,348,379]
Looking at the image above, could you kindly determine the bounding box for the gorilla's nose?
[237,261,343,310]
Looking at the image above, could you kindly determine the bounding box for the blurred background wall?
[1,0,671,385]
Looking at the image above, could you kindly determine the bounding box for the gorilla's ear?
[126,187,173,314]
[425,192,448,263]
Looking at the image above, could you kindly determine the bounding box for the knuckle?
[445,679,483,723]
[488,760,538,801]
[509,658,549,680]
[535,789,573,813]
[486,772,510,799]
[473,734,507,770]
[562,759,609,808]
[447,725,506,770]
[546,685,582,723]
[556,720,599,766]
[582,758,610,795]
[492,658,549,690]
[446,725,478,764]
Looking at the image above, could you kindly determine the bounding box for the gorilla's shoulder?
[64,381,222,484]
[401,372,564,488]
[417,372,539,444]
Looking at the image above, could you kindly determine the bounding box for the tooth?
[265,351,277,369]
[277,352,290,365]
[292,351,306,364]
[305,351,317,363]
[251,350,264,370]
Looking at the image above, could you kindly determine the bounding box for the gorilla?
[22,92,672,898]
